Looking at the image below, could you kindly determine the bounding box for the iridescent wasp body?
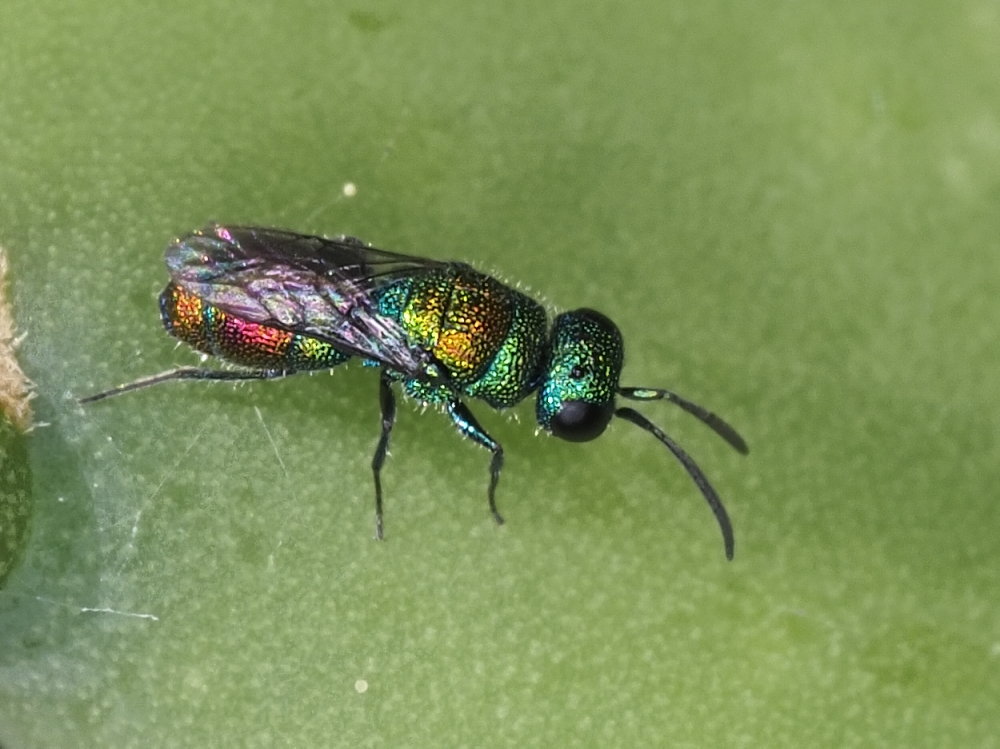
[81,225,748,557]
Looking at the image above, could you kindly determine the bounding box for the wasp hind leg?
[446,399,505,527]
[371,369,396,540]
[78,367,291,404]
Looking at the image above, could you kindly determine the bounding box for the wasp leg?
[370,369,396,540]
[78,367,289,404]
[446,400,505,527]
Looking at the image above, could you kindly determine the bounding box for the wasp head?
[535,308,624,442]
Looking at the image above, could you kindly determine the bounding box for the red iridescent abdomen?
[159,283,349,371]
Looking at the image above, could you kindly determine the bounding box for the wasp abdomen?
[160,282,350,372]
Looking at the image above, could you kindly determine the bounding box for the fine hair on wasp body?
[80,224,749,558]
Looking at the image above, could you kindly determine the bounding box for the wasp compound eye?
[550,399,613,442]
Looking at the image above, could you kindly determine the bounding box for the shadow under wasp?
[81,225,748,558]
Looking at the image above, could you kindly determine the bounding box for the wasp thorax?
[536,308,624,442]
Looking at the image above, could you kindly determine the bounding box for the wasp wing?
[166,224,450,380]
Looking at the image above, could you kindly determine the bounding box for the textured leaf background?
[1,1,998,746]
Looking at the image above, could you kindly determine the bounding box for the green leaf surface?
[2,1,998,746]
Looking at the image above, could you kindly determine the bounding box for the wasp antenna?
[618,387,749,455]
[615,406,735,560]
[78,367,289,405]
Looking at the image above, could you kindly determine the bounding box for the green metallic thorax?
[376,264,549,408]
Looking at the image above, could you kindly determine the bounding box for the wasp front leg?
[446,399,505,527]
